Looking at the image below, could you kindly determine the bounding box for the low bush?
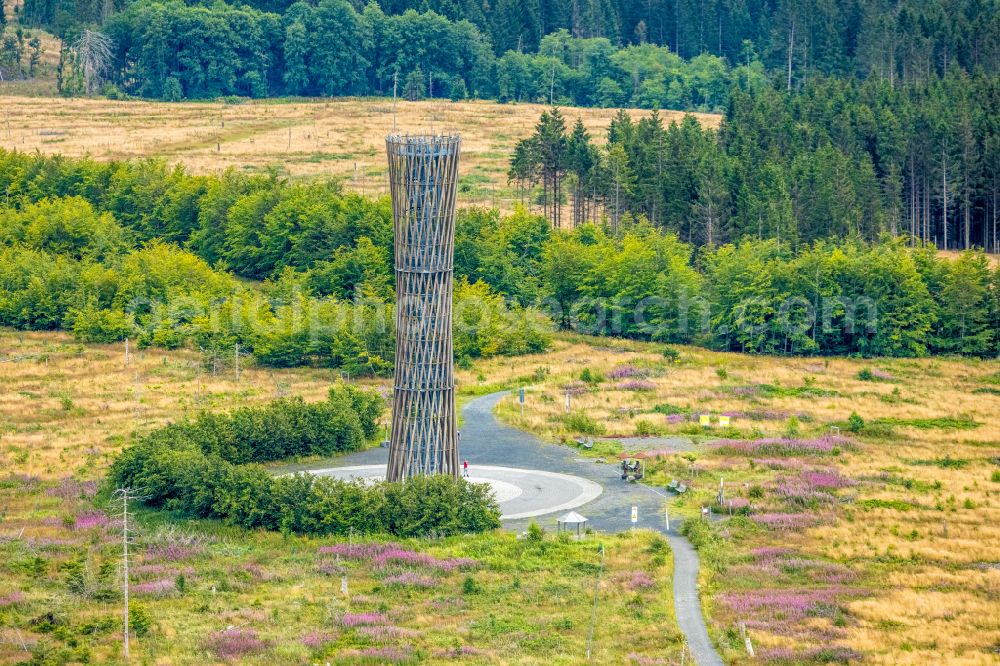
[652,403,688,416]
[871,416,980,430]
[561,411,606,435]
[857,498,913,511]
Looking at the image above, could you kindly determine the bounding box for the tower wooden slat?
[385,134,461,482]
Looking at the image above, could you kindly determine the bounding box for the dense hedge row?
[108,387,502,536]
[152,384,384,465]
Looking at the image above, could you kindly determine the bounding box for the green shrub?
[679,518,718,550]
[661,346,680,362]
[134,385,383,468]
[526,521,544,542]
[462,575,480,594]
[858,498,912,511]
[561,412,605,435]
[70,303,136,343]
[129,605,155,637]
[635,419,659,437]
[991,470,1000,483]
[872,416,980,430]
[847,412,865,433]
[911,455,969,469]
[652,403,688,416]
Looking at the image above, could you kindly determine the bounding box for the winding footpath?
[303,391,725,665]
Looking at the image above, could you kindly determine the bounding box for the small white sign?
[719,415,731,428]
[631,506,638,524]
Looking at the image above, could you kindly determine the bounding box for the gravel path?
[666,529,726,666]
[299,390,725,665]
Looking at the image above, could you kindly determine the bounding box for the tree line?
[512,71,1000,252]
[107,385,502,536]
[55,1,743,109]
[2,149,998,359]
[342,0,1000,84]
[19,0,1000,100]
[26,0,1000,83]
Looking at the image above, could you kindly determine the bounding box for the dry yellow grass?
[469,334,1000,664]
[4,328,998,662]
[939,249,1000,267]
[0,94,719,209]
[0,329,388,479]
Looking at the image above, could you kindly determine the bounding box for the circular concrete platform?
[307,465,603,520]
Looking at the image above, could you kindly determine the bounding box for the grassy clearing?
[477,335,1000,664]
[3,328,999,664]
[0,94,719,212]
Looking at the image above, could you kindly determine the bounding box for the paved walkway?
[667,530,726,666]
[299,390,726,665]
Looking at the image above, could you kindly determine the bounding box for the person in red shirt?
[463,460,469,477]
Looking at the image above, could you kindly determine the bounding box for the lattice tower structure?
[385,134,461,482]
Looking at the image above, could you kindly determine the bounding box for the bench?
[676,483,688,494]
[667,479,679,491]
[583,437,594,450]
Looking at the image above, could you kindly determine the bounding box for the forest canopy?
[0,150,997,361]
[16,0,1000,109]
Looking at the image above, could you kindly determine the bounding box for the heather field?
[0,329,682,665]
[1,329,998,664]
[485,335,1000,665]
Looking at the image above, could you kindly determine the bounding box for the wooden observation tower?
[385,134,461,482]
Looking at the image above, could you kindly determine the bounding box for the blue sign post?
[519,387,525,417]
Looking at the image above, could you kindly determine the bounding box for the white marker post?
[631,505,638,528]
[665,507,670,531]
[519,387,525,417]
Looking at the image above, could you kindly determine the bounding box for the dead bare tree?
[73,29,113,95]
[111,488,146,661]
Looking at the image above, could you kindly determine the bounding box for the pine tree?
[566,118,597,227]
[533,108,568,227]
